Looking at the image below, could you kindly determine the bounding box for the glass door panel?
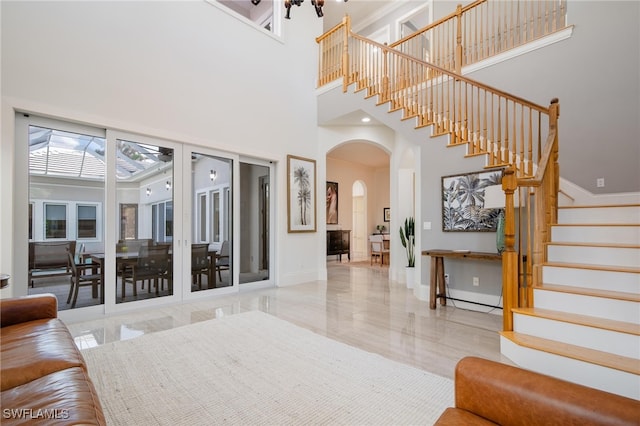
[26,119,105,311]
[115,139,175,304]
[190,153,233,292]
[239,162,270,284]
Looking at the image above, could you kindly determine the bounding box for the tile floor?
[66,261,510,379]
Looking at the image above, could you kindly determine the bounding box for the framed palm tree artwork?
[441,169,503,232]
[287,155,317,233]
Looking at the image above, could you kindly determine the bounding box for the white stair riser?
[513,314,639,358]
[558,206,640,224]
[547,245,640,268]
[551,225,640,245]
[533,289,640,324]
[500,336,639,399]
[542,266,640,293]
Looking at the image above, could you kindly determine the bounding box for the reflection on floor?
[66,262,510,380]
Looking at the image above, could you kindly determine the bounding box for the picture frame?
[326,181,338,225]
[287,155,317,233]
[442,170,503,232]
[383,207,390,222]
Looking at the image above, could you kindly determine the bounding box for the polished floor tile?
[66,262,510,379]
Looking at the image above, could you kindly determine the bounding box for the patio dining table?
[83,247,218,300]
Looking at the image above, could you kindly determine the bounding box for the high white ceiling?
[224,0,382,30]
[321,0,384,31]
[219,0,392,167]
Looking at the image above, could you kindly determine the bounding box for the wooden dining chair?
[122,244,171,300]
[370,235,388,266]
[215,241,230,281]
[191,244,210,290]
[67,250,102,308]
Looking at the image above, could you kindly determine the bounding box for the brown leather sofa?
[1,294,105,425]
[435,356,640,426]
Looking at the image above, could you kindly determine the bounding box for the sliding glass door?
[23,116,106,311]
[16,114,274,315]
[189,152,233,292]
[114,137,177,305]
[239,161,272,286]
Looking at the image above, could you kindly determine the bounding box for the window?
[29,203,34,240]
[44,203,67,239]
[77,205,97,238]
[212,191,220,242]
[199,193,207,242]
[213,0,279,36]
[152,201,173,242]
[223,188,230,242]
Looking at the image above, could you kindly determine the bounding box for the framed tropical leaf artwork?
[441,170,503,232]
[287,155,317,233]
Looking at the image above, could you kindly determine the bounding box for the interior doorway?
[352,180,367,261]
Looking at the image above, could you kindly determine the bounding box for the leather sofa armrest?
[0,294,58,327]
[453,357,640,426]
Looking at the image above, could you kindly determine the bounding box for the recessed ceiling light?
[361,117,371,123]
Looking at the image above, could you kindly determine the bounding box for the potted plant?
[399,217,415,288]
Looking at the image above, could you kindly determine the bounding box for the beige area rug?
[82,311,453,425]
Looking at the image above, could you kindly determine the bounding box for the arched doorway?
[326,141,390,264]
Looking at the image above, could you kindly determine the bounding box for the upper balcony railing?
[390,0,567,74]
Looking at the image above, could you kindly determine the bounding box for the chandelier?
[284,0,349,19]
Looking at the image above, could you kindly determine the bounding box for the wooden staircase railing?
[316,15,561,332]
[389,0,568,74]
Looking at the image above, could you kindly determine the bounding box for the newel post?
[455,4,463,74]
[342,15,351,93]
[502,167,518,331]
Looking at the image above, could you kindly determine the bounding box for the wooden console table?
[422,249,502,309]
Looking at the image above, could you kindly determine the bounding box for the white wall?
[1,1,323,296]
[458,1,639,195]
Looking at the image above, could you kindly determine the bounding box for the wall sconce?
[166,180,172,190]
[146,187,151,196]
[210,170,217,181]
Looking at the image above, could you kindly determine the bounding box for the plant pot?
[405,267,415,289]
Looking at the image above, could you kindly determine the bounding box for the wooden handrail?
[389,0,568,74]
[350,32,549,113]
[518,99,559,186]
[389,1,485,49]
[315,16,348,44]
